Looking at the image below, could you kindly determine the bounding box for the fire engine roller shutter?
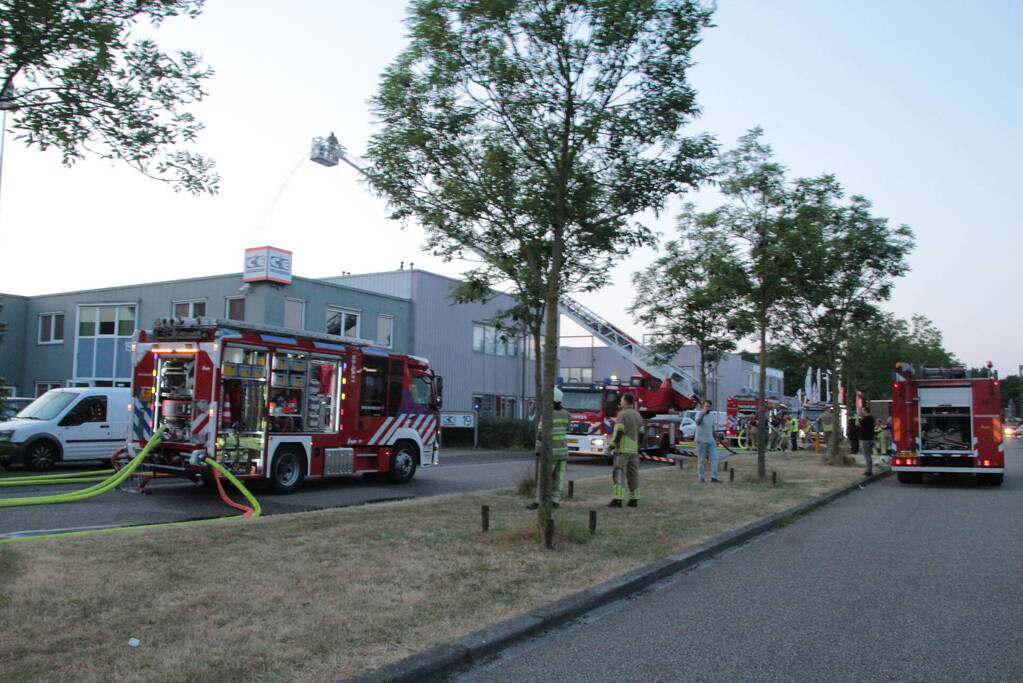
[918,387,972,407]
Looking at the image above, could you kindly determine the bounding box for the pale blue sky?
[1,1,1019,373]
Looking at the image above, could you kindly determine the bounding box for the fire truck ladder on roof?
[558,297,700,398]
[151,317,375,347]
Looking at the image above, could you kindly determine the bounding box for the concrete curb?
[349,470,891,682]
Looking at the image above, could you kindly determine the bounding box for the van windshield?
[18,391,77,420]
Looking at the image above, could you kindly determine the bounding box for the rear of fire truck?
[891,364,1004,486]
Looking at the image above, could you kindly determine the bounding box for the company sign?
[243,246,292,284]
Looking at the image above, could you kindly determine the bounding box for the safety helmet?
[553,388,564,403]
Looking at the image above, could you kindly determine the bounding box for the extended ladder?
[558,296,700,397]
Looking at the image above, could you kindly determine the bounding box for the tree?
[780,176,915,463]
[365,0,717,528]
[0,0,218,194]
[689,128,799,478]
[631,219,752,399]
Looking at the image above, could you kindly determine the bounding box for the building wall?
[0,294,29,394]
[4,274,410,396]
[333,269,538,417]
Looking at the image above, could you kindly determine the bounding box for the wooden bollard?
[568,480,574,499]
[481,505,490,532]
[544,518,555,549]
[729,468,735,482]
[772,471,777,486]
[589,510,597,535]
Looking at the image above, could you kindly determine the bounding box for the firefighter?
[526,388,571,510]
[609,393,643,508]
[788,413,800,451]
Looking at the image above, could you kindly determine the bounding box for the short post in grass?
[568,480,574,499]
[481,505,490,532]
[544,518,555,549]
[589,510,597,535]
[772,471,777,486]
[729,467,735,482]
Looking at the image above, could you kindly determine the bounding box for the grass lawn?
[0,450,863,682]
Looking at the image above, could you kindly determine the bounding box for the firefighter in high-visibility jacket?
[609,393,643,508]
[527,388,572,510]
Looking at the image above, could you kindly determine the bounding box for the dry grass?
[0,451,861,682]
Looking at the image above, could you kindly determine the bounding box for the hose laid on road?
[207,457,261,518]
[0,427,166,508]
[0,472,114,486]
[0,450,261,544]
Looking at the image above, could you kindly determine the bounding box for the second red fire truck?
[128,317,442,493]
[890,363,1004,486]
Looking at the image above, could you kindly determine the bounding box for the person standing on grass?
[526,388,572,510]
[609,393,643,508]
[859,406,876,476]
[788,413,800,451]
[695,399,721,483]
[847,411,860,456]
[818,407,834,449]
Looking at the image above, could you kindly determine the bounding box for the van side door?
[58,395,116,461]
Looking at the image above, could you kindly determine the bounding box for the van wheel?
[25,440,59,472]
[269,448,305,494]
[388,442,418,484]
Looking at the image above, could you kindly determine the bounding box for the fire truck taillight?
[982,459,992,467]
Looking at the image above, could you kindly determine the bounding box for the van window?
[18,391,77,420]
[71,396,107,422]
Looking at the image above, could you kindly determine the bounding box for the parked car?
[0,397,33,421]
[0,387,130,471]
[679,410,729,440]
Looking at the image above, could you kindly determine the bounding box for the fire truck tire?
[268,448,306,494]
[24,439,61,472]
[981,473,1004,486]
[388,441,418,484]
[896,472,922,484]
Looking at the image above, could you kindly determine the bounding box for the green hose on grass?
[0,427,166,508]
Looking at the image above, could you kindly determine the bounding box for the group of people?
[817,405,893,476]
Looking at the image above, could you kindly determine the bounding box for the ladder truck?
[558,297,700,415]
[891,363,1004,486]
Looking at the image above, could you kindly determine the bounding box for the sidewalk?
[351,469,891,682]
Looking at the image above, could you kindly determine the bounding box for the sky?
[1,0,1020,375]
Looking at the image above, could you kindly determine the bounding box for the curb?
[349,470,891,682]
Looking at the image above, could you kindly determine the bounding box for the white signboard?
[243,246,293,284]
[441,412,476,428]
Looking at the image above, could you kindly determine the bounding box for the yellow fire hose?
[0,441,261,544]
[0,427,167,508]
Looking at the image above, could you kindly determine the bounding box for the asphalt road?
[458,438,1023,682]
[0,450,670,539]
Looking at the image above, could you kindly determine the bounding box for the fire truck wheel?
[388,442,418,484]
[896,472,922,484]
[268,448,306,494]
[981,473,1004,487]
[25,439,60,472]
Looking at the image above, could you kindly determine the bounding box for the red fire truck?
[128,318,442,493]
[724,394,786,446]
[561,383,622,457]
[627,373,697,416]
[891,363,1004,486]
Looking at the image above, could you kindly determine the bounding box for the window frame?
[284,298,306,331]
[326,305,360,339]
[376,314,394,348]
[35,381,63,397]
[225,296,246,321]
[38,312,65,345]
[172,299,207,318]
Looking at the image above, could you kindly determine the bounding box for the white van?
[679,409,729,440]
[0,387,131,471]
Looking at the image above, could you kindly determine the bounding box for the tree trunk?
[756,307,767,479]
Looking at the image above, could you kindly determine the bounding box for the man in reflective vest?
[787,414,800,451]
[527,388,571,510]
[609,393,643,508]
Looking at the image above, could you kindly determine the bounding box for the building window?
[75,304,136,382]
[173,300,206,318]
[472,323,518,357]
[326,306,359,338]
[35,381,63,397]
[376,314,393,348]
[284,298,305,330]
[38,312,65,344]
[561,367,593,384]
[226,297,246,321]
[472,393,519,418]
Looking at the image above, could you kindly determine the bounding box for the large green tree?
[631,218,752,400]
[365,0,716,526]
[780,177,914,463]
[0,0,217,194]
[690,128,799,478]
